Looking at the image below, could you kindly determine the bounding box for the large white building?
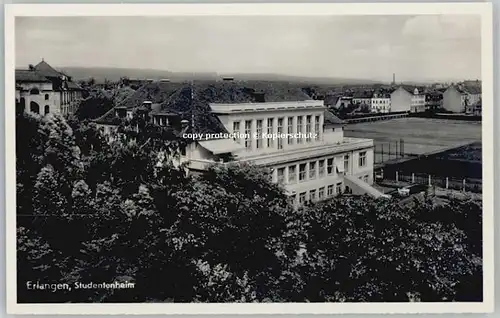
[15,60,84,116]
[96,82,384,206]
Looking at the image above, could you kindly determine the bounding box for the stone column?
[263,118,268,149]
[273,116,279,150]
[292,116,297,146]
[251,119,257,151]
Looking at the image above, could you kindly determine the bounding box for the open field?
[345,117,482,156]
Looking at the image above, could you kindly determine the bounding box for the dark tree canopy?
[16,112,482,303]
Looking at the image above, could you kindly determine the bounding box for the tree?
[286,196,482,302]
[16,110,483,303]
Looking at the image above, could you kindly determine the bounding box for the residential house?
[352,91,373,108]
[15,60,84,116]
[442,84,482,113]
[425,90,443,111]
[95,81,383,206]
[370,91,391,113]
[389,86,412,113]
[410,88,426,113]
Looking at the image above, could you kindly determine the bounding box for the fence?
[380,170,482,193]
[374,139,405,164]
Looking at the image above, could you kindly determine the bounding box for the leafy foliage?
[16,112,482,303]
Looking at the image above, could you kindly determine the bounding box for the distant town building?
[442,84,482,113]
[389,86,412,113]
[425,90,444,111]
[352,91,373,107]
[370,91,391,113]
[15,60,84,116]
[410,88,426,113]
[95,81,385,206]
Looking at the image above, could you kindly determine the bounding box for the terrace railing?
[385,171,482,194]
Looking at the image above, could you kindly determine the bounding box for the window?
[327,158,334,175]
[287,117,293,145]
[299,163,306,182]
[233,121,240,143]
[306,115,312,142]
[318,187,325,199]
[343,155,349,172]
[318,160,325,178]
[277,118,284,149]
[310,189,317,202]
[244,120,252,149]
[267,118,274,147]
[299,192,306,205]
[336,182,343,195]
[256,120,263,149]
[363,175,369,183]
[297,116,303,144]
[29,88,40,95]
[277,167,285,184]
[288,165,296,183]
[309,162,316,179]
[44,105,50,115]
[44,94,49,100]
[327,185,334,197]
[314,116,320,140]
[359,151,367,167]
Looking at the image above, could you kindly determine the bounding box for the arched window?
[44,105,50,115]
[30,101,40,114]
[29,88,40,95]
[45,94,49,100]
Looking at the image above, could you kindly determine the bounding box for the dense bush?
[16,112,482,303]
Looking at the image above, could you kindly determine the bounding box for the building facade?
[442,84,482,114]
[410,88,426,113]
[389,86,412,113]
[97,96,382,206]
[370,93,391,113]
[15,60,84,116]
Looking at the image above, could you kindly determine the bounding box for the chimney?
[29,64,34,71]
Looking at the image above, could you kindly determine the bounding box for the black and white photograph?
[5,3,494,315]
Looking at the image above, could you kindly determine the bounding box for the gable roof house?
[442,84,482,113]
[15,60,85,116]
[95,80,382,205]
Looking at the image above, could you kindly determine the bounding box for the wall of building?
[371,98,391,113]
[442,87,464,113]
[390,88,411,112]
[411,95,426,113]
[20,90,61,115]
[223,108,328,159]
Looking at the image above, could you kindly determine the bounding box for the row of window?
[274,151,367,185]
[233,115,322,150]
[372,99,390,104]
[297,182,343,205]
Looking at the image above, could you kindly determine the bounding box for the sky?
[15,15,482,82]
